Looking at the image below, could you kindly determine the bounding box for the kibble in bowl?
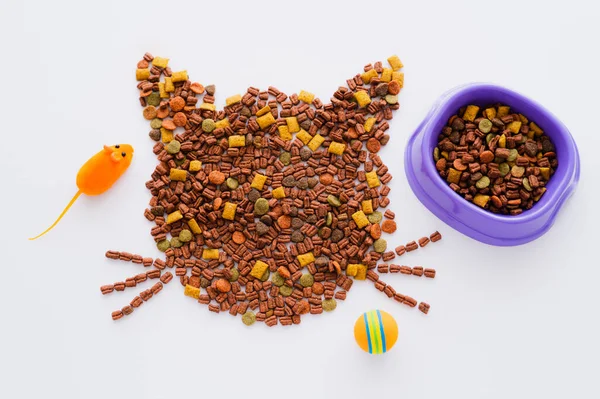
[405,83,580,246]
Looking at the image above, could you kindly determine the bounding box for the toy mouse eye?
[115,145,120,149]
[121,152,126,157]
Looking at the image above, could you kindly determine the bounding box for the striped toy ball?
[354,310,398,354]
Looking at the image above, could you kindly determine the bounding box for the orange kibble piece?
[156,105,169,119]
[161,119,176,130]
[388,80,401,95]
[232,231,246,244]
[366,138,381,153]
[143,106,157,120]
[370,224,382,239]
[173,112,187,127]
[208,170,225,185]
[381,220,397,234]
[213,197,223,210]
[215,279,231,293]
[320,173,333,185]
[190,82,205,94]
[170,96,185,111]
[277,215,291,229]
[277,266,291,279]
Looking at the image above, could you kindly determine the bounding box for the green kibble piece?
[507,149,519,162]
[226,178,239,190]
[280,151,291,165]
[279,285,293,297]
[326,212,333,226]
[170,237,183,248]
[242,311,256,326]
[511,165,525,178]
[299,273,314,287]
[322,299,337,312]
[367,211,382,224]
[156,239,170,252]
[523,177,533,191]
[166,140,181,154]
[499,163,510,176]
[229,268,239,282]
[200,278,211,288]
[254,198,269,215]
[327,195,341,207]
[479,119,493,133]
[259,268,270,282]
[202,118,216,133]
[486,133,496,145]
[373,238,387,253]
[475,176,490,189]
[146,92,161,106]
[384,94,398,104]
[150,118,163,129]
[179,229,193,243]
[271,272,285,287]
[433,147,440,162]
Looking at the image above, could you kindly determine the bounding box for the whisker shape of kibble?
[101,53,444,325]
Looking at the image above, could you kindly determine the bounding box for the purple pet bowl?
[405,83,580,246]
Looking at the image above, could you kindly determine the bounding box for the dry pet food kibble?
[434,103,557,215]
[100,52,442,326]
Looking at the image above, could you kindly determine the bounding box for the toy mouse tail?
[29,190,82,240]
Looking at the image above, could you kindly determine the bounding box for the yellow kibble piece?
[222,202,237,221]
[364,117,376,133]
[278,125,292,140]
[346,264,359,277]
[166,210,183,224]
[161,128,174,143]
[250,260,269,279]
[352,211,370,229]
[497,106,510,117]
[518,114,529,124]
[136,69,150,81]
[355,264,367,280]
[251,173,267,190]
[226,94,242,106]
[169,168,187,182]
[296,129,312,145]
[446,168,462,184]
[189,160,202,172]
[298,90,315,104]
[202,248,220,260]
[257,113,276,130]
[188,219,202,234]
[365,171,380,188]
[228,135,246,148]
[286,117,300,133]
[529,121,544,136]
[507,121,522,134]
[199,103,216,111]
[152,57,169,69]
[392,71,404,87]
[498,134,506,148]
[165,77,174,92]
[387,55,404,71]
[158,82,168,98]
[484,108,497,120]
[184,284,200,299]
[256,105,271,117]
[297,252,315,267]
[328,141,346,155]
[361,69,378,84]
[353,90,371,107]
[540,167,550,180]
[473,194,490,208]
[307,134,325,151]
[361,200,373,214]
[272,186,286,199]
[380,68,392,82]
[215,118,230,129]
[463,105,480,122]
[171,70,188,82]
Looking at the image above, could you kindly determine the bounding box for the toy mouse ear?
[110,152,121,163]
[103,145,113,153]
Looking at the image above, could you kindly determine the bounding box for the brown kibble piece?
[418,302,430,314]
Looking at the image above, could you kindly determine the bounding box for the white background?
[1,1,599,398]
